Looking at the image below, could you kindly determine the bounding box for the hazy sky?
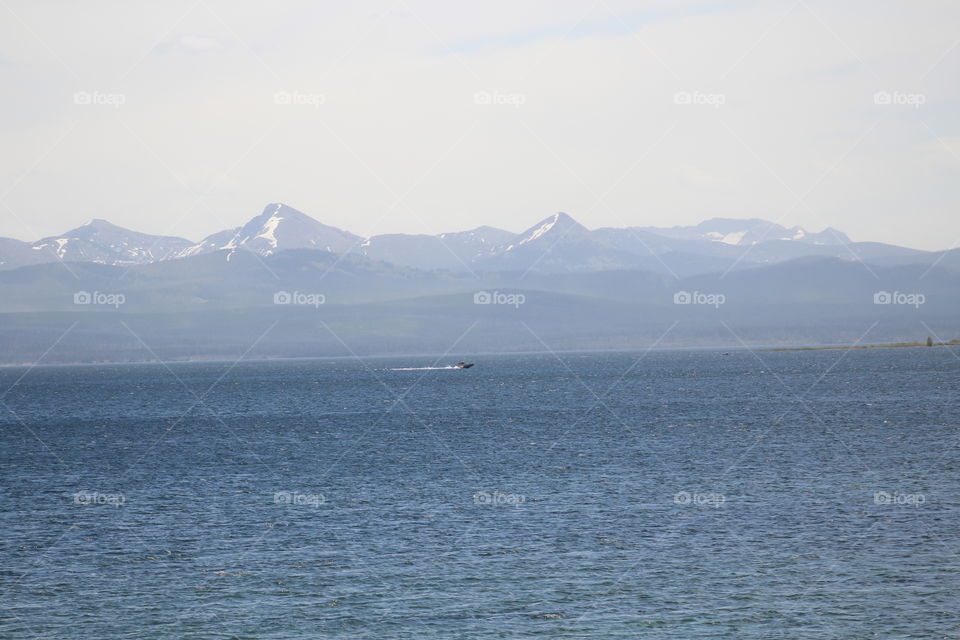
[1,0,958,249]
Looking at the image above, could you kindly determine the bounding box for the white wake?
[388,366,459,371]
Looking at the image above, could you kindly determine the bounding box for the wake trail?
[388,366,458,371]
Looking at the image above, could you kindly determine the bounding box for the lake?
[1,347,957,638]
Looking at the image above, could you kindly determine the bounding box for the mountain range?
[2,203,951,276]
[0,203,956,364]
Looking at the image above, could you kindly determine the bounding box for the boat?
[455,361,474,369]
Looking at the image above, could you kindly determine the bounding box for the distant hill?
[0,246,955,364]
[0,219,192,270]
[1,203,955,364]
[2,202,952,276]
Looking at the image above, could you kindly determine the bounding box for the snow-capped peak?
[519,213,560,246]
[511,212,586,249]
[24,218,194,266]
[253,205,284,249]
[640,218,851,247]
[184,202,363,258]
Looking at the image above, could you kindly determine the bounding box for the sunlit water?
[1,348,958,638]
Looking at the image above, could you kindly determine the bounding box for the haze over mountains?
[0,203,956,364]
[0,203,950,275]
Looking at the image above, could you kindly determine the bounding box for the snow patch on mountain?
[182,203,363,258]
[706,231,747,245]
[254,214,283,248]
[0,206,877,275]
[642,218,851,247]
[518,213,560,246]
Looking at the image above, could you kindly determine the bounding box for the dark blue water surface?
[1,348,958,639]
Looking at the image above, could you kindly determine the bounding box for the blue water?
[1,348,958,638]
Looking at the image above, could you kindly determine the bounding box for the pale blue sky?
[0,0,957,250]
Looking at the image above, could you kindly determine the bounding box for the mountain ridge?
[0,203,940,275]
[0,250,955,364]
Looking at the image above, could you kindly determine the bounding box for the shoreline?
[761,340,960,352]
[1,340,958,367]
